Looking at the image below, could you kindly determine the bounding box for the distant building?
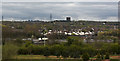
[32,38,48,44]
[54,16,71,22]
[66,17,71,22]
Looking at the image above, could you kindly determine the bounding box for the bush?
[18,47,28,55]
[50,45,63,57]
[82,47,96,57]
[61,46,69,58]
[69,45,81,58]
[82,53,89,61]
[18,42,34,55]
[32,46,44,55]
[96,53,102,61]
[105,53,110,59]
[2,43,19,59]
[43,47,51,57]
[101,54,104,60]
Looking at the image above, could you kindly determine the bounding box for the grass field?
[2,59,81,61]
[110,59,120,61]
[2,55,120,61]
[2,59,120,61]
[12,55,120,59]
[13,55,60,59]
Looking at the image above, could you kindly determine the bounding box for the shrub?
[105,53,110,59]
[18,47,28,55]
[96,53,102,61]
[69,45,81,58]
[82,53,89,61]
[2,43,18,59]
[50,45,63,57]
[43,47,51,57]
[61,47,69,58]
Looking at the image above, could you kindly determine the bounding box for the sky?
[2,2,118,21]
[2,0,119,2]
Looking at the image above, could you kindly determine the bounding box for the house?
[32,37,48,44]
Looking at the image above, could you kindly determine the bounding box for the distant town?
[2,16,119,45]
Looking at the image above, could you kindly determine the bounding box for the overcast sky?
[2,2,118,21]
[2,0,119,2]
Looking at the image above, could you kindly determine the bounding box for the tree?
[101,54,104,60]
[82,53,90,61]
[24,41,32,47]
[43,47,51,57]
[69,45,81,58]
[105,53,110,59]
[13,38,24,46]
[66,36,79,46]
[2,43,18,59]
[96,53,102,61]
[18,47,28,55]
[61,47,69,58]
[82,46,96,57]
[32,46,44,55]
[66,37,74,46]
[50,45,63,58]
[27,44,34,54]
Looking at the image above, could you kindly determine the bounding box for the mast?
[2,16,3,21]
[50,13,52,21]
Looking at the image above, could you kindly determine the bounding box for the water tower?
[66,17,71,22]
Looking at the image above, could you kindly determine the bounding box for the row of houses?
[41,30,94,36]
[83,39,114,43]
[64,31,94,36]
[22,37,48,44]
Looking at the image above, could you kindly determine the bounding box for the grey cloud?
[3,0,119,2]
[2,2,118,21]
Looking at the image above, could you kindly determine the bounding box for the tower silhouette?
[50,13,52,21]
[2,16,3,21]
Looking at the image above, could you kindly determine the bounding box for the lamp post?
[43,34,45,46]
[42,36,48,46]
[31,35,34,43]
[42,28,47,46]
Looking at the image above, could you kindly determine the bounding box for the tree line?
[17,38,120,61]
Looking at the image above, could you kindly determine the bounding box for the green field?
[110,59,120,61]
[2,59,81,61]
[2,59,120,61]
[2,55,120,61]
[2,54,120,61]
